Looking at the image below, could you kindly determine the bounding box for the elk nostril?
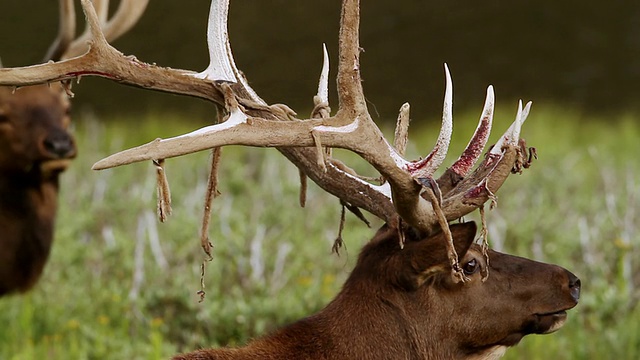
[43,133,76,158]
[569,277,581,302]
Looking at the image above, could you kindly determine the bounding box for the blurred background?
[1,1,639,359]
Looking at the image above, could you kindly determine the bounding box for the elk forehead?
[1,85,71,135]
[2,84,69,113]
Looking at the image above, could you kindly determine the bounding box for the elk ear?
[394,221,477,290]
[449,221,477,258]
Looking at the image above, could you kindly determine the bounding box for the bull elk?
[0,0,147,296]
[0,0,580,358]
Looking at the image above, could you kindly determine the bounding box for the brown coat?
[0,84,75,295]
[174,222,580,360]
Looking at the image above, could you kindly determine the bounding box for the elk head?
[346,221,581,358]
[0,81,74,295]
[0,84,74,178]
[0,0,147,295]
[0,0,149,178]
[0,0,579,356]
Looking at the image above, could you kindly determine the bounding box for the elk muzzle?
[546,271,580,331]
[38,127,76,175]
[530,269,580,335]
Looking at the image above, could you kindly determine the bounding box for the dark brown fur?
[0,84,76,295]
[174,222,580,359]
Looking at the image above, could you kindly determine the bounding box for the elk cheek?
[0,129,32,171]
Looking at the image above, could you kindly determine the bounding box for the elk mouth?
[38,141,77,175]
[38,130,77,175]
[479,308,573,350]
[39,158,74,175]
[534,309,569,334]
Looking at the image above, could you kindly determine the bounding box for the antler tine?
[94,0,111,23]
[435,63,454,171]
[455,85,494,176]
[102,0,149,43]
[59,0,107,60]
[336,0,365,114]
[44,0,76,62]
[63,0,149,60]
[408,64,454,179]
[197,0,264,105]
[196,0,238,83]
[394,103,411,157]
[490,100,530,155]
[317,44,330,104]
[437,85,494,194]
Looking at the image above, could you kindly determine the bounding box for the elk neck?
[0,167,61,294]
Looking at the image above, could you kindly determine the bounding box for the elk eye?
[462,259,479,276]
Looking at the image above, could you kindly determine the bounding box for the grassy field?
[0,105,638,359]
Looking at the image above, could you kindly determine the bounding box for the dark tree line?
[2,0,638,121]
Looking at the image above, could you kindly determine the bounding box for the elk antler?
[44,0,76,62]
[45,0,150,62]
[0,0,533,273]
[64,0,150,60]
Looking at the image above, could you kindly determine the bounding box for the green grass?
[0,106,638,359]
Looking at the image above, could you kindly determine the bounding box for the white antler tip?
[414,63,453,176]
[491,98,529,155]
[483,86,495,113]
[510,100,531,144]
[317,43,330,104]
[443,63,453,114]
[443,63,453,128]
[486,85,494,99]
[521,101,532,124]
[510,100,525,144]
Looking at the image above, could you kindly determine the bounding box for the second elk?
[0,0,580,359]
[0,0,147,296]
